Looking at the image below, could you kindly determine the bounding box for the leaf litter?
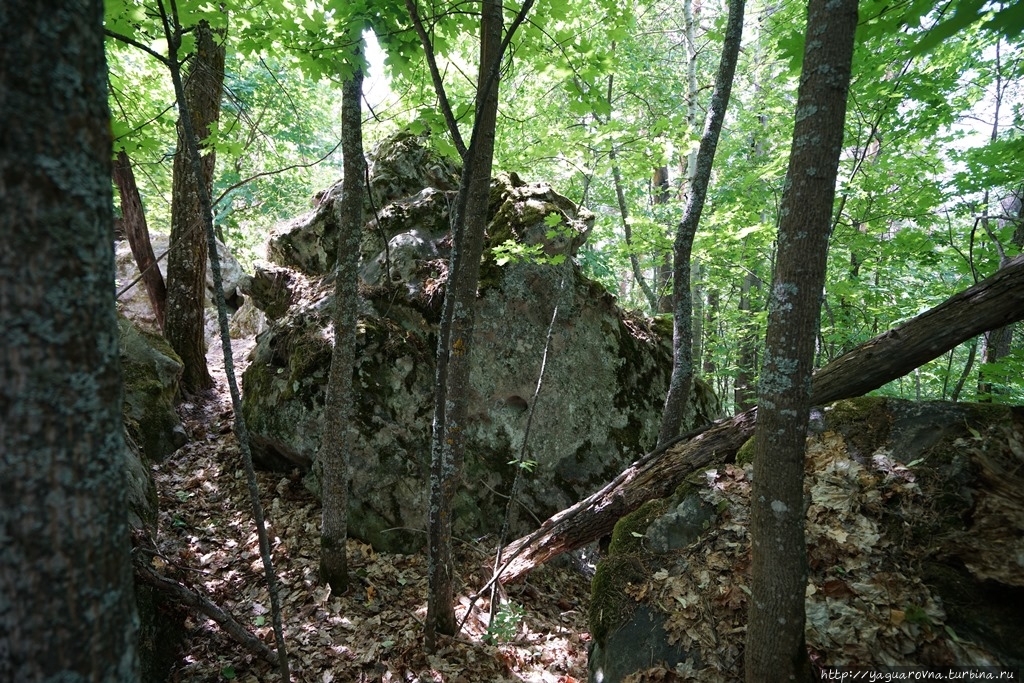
[622,429,1006,681]
[153,341,589,682]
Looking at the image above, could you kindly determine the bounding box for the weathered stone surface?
[120,316,187,462]
[589,398,1024,681]
[242,134,720,553]
[115,233,251,340]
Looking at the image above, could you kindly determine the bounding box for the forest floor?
[150,339,592,682]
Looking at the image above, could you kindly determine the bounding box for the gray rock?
[589,606,696,683]
[119,316,186,462]
[590,398,1024,680]
[114,233,250,342]
[242,133,721,552]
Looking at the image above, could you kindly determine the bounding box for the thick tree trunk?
[659,0,745,444]
[165,19,224,394]
[745,0,857,677]
[0,1,141,679]
[114,149,167,329]
[495,253,1024,585]
[319,42,366,595]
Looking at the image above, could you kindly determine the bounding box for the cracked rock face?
[242,132,720,552]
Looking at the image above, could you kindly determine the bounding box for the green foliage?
[507,458,538,473]
[484,601,524,644]
[100,0,1022,409]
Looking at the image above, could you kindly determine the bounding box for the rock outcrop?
[119,316,188,681]
[120,316,187,462]
[115,234,256,341]
[242,132,720,552]
[589,398,1024,681]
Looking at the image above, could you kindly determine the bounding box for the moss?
[650,314,674,338]
[589,553,650,647]
[609,498,672,555]
[736,436,755,466]
[825,397,892,457]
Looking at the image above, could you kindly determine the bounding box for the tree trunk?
[494,252,1024,585]
[113,149,167,330]
[158,7,290,677]
[424,0,507,649]
[0,1,140,679]
[319,41,366,595]
[165,19,224,394]
[744,0,857,677]
[653,165,674,313]
[659,0,745,445]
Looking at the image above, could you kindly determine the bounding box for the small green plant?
[484,601,524,644]
[508,458,538,473]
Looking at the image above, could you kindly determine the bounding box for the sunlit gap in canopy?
[363,29,392,112]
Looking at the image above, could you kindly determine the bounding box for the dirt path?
[150,337,591,682]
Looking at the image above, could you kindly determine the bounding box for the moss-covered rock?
[242,132,723,553]
[589,398,1024,681]
[119,316,186,462]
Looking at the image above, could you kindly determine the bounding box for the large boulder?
[589,398,1024,681]
[242,133,720,553]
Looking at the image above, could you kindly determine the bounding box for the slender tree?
[157,3,290,677]
[658,0,745,445]
[165,18,225,393]
[0,0,140,679]
[405,0,535,649]
[744,0,857,679]
[423,0,506,647]
[319,35,367,595]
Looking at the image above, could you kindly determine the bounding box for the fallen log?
[494,253,1024,584]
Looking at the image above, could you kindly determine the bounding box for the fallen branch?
[494,253,1024,584]
[133,556,279,667]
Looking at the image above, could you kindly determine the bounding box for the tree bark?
[0,1,141,679]
[659,0,745,445]
[424,0,507,649]
[614,155,659,312]
[319,42,366,595]
[494,252,1024,585]
[157,6,289,677]
[734,267,759,410]
[113,149,167,329]
[165,19,224,394]
[745,0,857,677]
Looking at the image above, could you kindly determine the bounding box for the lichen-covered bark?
[659,0,744,445]
[0,1,140,679]
[425,0,506,648]
[745,0,857,679]
[319,42,366,594]
[165,19,224,393]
